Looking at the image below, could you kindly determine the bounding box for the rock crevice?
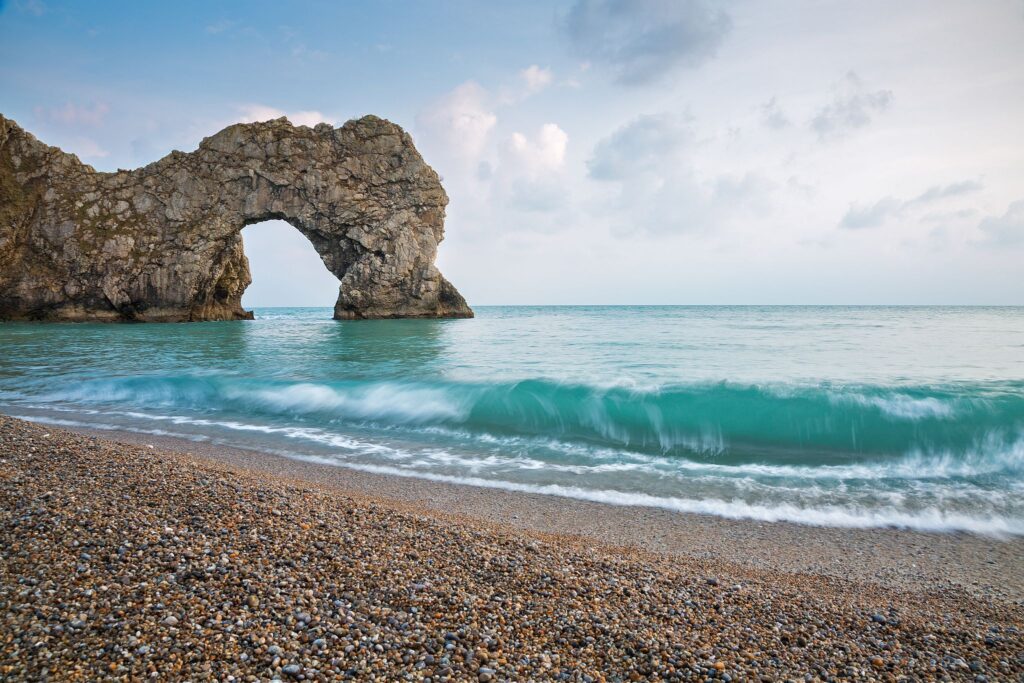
[0,114,473,321]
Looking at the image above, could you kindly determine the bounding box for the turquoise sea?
[2,306,1023,535]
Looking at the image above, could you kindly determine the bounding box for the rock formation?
[0,114,472,321]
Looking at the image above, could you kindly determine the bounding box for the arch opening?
[240,220,341,313]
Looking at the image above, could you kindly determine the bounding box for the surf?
[39,374,1024,465]
[4,305,1024,535]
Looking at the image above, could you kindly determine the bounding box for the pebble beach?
[2,415,1023,681]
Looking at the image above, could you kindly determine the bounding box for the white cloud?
[415,81,497,166]
[587,113,690,180]
[840,181,984,229]
[907,181,983,206]
[562,0,732,85]
[839,197,903,230]
[414,80,572,231]
[810,72,893,139]
[498,124,571,214]
[978,200,1024,246]
[520,65,554,94]
[498,66,556,104]
[760,97,790,130]
[713,172,776,210]
[237,104,332,128]
[585,113,773,235]
[507,123,568,174]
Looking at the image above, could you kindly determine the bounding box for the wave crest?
[35,375,1024,465]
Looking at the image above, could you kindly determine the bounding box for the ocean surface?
[2,306,1023,535]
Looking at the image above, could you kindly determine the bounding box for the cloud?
[414,80,571,232]
[713,172,776,210]
[587,113,691,180]
[840,180,984,229]
[502,181,567,214]
[978,200,1024,246]
[507,123,568,173]
[586,113,772,234]
[810,72,893,139]
[35,102,110,127]
[237,104,332,127]
[907,180,983,206]
[415,81,497,166]
[500,124,570,213]
[839,197,903,229]
[760,97,790,130]
[520,65,554,94]
[921,207,979,223]
[498,66,556,105]
[562,0,732,85]
[788,176,817,198]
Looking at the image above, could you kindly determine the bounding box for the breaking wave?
[43,375,1024,463]
[4,372,1020,536]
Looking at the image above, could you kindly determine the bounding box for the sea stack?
[0,114,473,321]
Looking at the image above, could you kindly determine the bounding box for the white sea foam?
[277,454,1024,537]
[237,382,469,423]
[832,391,957,420]
[25,404,1024,482]
[5,414,210,442]
[10,407,1024,537]
[392,422,1024,480]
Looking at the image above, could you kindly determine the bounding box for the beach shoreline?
[2,414,1023,680]
[18,414,1024,604]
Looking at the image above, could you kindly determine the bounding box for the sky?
[2,0,1022,306]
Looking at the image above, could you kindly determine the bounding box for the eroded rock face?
[0,114,473,321]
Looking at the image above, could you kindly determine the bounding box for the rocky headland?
[0,114,472,321]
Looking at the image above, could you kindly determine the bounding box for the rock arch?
[0,114,472,321]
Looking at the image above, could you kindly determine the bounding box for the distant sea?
[2,306,1023,535]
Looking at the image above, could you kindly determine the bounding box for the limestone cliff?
[0,114,473,321]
